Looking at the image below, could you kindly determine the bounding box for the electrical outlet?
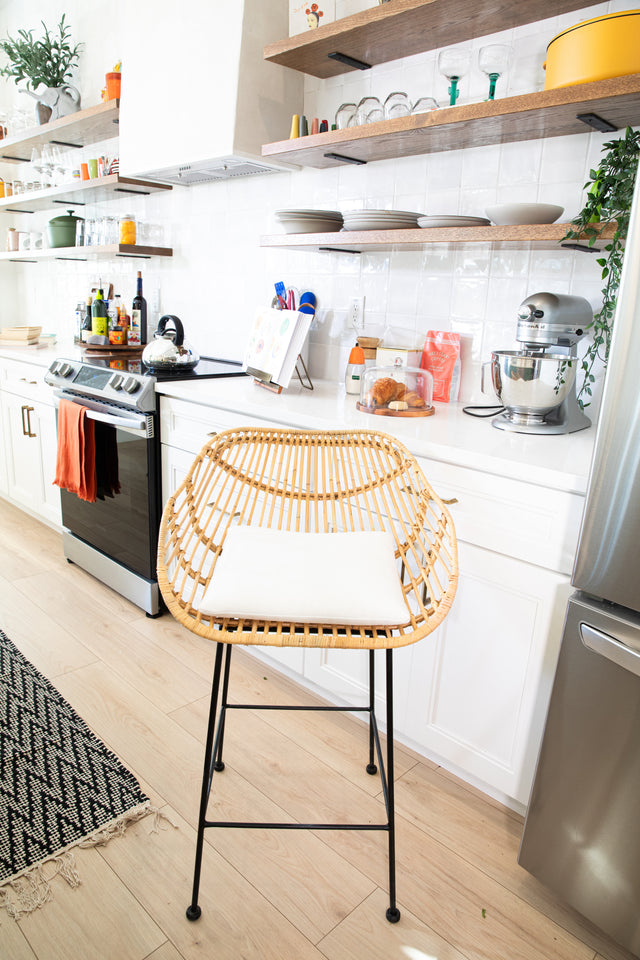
[348,296,365,330]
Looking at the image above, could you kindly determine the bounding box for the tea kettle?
[141,315,200,372]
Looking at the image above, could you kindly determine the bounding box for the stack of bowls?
[342,209,422,231]
[275,209,343,234]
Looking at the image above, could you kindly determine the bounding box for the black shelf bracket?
[560,242,601,252]
[53,198,85,205]
[328,51,371,70]
[2,154,30,163]
[4,207,34,214]
[318,246,362,254]
[323,152,367,165]
[51,139,83,149]
[576,112,617,133]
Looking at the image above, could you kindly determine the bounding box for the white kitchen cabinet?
[0,359,61,527]
[156,388,583,807]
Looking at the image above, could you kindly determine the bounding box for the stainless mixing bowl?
[491,351,577,421]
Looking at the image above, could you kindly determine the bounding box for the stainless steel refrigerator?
[518,162,640,958]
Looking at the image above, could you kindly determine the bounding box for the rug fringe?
[0,803,176,920]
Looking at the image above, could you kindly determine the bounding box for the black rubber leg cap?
[386,906,401,923]
[366,763,378,775]
[213,760,225,772]
[186,904,202,921]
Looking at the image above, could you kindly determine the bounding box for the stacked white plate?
[276,209,343,234]
[342,209,422,231]
[418,215,491,228]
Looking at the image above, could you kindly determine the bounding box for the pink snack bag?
[420,331,461,402]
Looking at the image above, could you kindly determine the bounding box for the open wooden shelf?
[261,222,616,252]
[0,100,120,164]
[0,243,173,262]
[264,0,590,78]
[0,174,172,214]
[262,73,640,168]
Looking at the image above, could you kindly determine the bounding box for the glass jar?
[119,214,136,245]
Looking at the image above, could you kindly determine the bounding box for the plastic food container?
[544,10,640,89]
[357,365,434,418]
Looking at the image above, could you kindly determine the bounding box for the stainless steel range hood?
[119,0,303,184]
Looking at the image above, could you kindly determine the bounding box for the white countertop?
[156,375,596,495]
[1,342,594,494]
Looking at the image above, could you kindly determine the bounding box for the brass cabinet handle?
[22,404,36,438]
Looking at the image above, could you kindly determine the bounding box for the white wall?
[0,0,623,410]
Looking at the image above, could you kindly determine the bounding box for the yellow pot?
[544,9,640,89]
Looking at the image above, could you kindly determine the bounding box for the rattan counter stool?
[157,426,458,925]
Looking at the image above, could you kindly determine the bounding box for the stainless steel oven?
[46,359,163,615]
[45,354,245,616]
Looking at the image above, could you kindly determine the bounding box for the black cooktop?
[147,356,245,382]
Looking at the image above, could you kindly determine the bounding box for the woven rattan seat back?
[158,427,458,649]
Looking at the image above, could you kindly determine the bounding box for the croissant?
[369,377,399,405]
[404,390,426,408]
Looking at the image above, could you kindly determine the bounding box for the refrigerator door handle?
[580,622,640,678]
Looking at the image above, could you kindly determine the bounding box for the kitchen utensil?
[298,291,316,316]
[274,281,287,309]
[478,44,510,100]
[437,47,471,105]
[490,292,592,435]
[485,202,564,225]
[544,10,640,89]
[141,315,200,371]
[47,209,84,248]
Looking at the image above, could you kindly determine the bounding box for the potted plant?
[0,15,82,123]
[563,125,640,408]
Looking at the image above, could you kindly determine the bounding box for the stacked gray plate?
[276,209,343,234]
[418,215,491,228]
[342,209,422,231]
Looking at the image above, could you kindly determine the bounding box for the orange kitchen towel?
[53,399,97,502]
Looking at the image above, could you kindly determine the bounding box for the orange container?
[105,72,121,100]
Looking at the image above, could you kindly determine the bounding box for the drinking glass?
[384,92,410,120]
[412,97,439,114]
[39,143,54,187]
[335,102,356,129]
[437,47,471,106]
[478,44,510,100]
[354,96,382,125]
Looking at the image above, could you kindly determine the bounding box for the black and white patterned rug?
[0,628,151,916]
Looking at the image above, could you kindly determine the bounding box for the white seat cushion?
[198,527,409,626]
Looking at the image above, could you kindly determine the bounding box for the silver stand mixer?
[491,292,592,435]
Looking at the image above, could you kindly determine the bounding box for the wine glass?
[478,44,510,100]
[29,146,43,190]
[40,143,54,187]
[437,47,471,106]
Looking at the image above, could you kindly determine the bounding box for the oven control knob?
[59,363,74,377]
[109,374,124,390]
[122,376,141,394]
[50,361,61,374]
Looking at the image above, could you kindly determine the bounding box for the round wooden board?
[356,402,435,418]
[81,343,144,354]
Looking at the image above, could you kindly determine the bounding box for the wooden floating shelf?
[262,73,640,168]
[0,100,120,164]
[0,174,172,214]
[261,222,616,252]
[264,0,591,78]
[0,243,173,262]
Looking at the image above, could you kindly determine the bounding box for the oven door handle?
[53,392,150,435]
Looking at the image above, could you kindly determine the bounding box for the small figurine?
[306,4,323,28]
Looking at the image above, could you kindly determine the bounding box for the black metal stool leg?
[385,648,401,923]
[213,644,233,772]
[186,641,225,922]
[366,649,377,775]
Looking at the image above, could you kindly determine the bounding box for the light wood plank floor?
[0,497,635,960]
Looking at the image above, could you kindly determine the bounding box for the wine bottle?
[91,288,108,338]
[81,297,93,343]
[131,271,147,344]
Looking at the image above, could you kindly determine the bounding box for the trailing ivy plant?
[563,125,640,409]
[0,15,81,91]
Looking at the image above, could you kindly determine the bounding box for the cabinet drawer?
[160,396,287,456]
[0,358,52,405]
[417,457,584,575]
